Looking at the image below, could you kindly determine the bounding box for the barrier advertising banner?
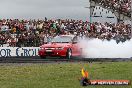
[0,47,40,57]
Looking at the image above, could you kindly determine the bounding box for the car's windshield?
[51,36,73,43]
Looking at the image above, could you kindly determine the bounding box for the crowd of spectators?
[91,0,131,17]
[0,18,131,47]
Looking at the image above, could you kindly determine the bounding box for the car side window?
[72,36,78,43]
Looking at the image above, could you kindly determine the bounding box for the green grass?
[0,62,132,88]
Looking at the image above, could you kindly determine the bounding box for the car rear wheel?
[79,48,83,58]
[66,49,72,59]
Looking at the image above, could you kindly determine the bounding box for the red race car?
[38,35,82,59]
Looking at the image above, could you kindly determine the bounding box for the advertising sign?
[0,47,40,57]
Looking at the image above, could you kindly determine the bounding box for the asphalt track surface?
[0,56,132,63]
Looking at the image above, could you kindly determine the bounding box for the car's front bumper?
[38,49,67,57]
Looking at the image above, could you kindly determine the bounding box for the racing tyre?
[66,48,72,59]
[79,48,83,58]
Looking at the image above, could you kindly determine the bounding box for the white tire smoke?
[78,38,132,58]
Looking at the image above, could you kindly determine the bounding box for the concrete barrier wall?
[0,47,40,57]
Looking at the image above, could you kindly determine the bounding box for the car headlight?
[56,47,64,50]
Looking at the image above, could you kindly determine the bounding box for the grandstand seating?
[90,0,131,22]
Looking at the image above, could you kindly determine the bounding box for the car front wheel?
[66,49,72,59]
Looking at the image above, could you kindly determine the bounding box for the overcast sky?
[0,0,118,23]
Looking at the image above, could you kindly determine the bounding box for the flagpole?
[90,0,92,27]
[89,0,95,30]
[131,0,132,38]
[84,0,93,29]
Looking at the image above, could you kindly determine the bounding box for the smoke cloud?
[78,38,132,58]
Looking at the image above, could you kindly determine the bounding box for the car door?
[72,36,79,56]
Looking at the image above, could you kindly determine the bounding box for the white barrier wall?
[0,47,40,57]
